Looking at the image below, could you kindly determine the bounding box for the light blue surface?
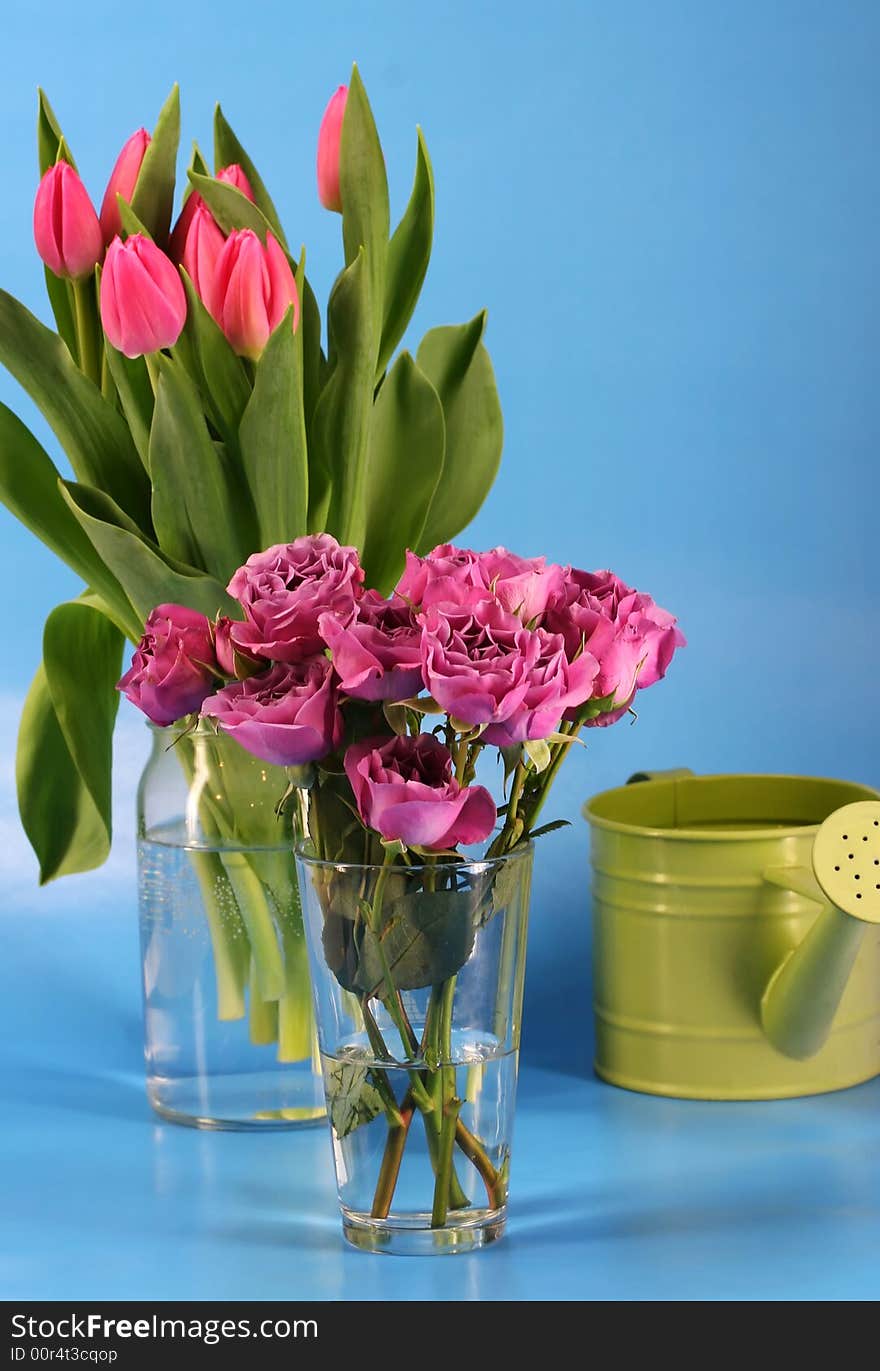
[1,1,878,1300]
[3,902,880,1301]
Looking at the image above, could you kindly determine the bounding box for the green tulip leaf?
[37,89,75,174]
[0,289,151,530]
[42,596,124,867]
[116,196,153,241]
[178,272,251,443]
[311,249,373,546]
[42,269,78,359]
[60,480,235,624]
[213,105,289,250]
[102,341,153,470]
[149,357,254,581]
[16,658,112,884]
[361,351,445,591]
[130,84,180,245]
[340,64,389,368]
[299,266,325,442]
[239,307,308,545]
[416,312,503,550]
[378,128,434,376]
[0,402,140,640]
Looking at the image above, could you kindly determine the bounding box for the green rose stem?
[370,1091,416,1220]
[429,976,462,1228]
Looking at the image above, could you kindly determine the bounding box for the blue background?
[1,0,878,1301]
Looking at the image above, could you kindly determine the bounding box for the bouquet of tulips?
[0,67,502,891]
[119,532,684,1217]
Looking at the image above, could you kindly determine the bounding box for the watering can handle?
[627,768,695,785]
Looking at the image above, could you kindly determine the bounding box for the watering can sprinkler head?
[761,801,880,1061]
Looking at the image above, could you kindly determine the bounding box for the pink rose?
[318,591,423,702]
[397,544,565,623]
[227,535,364,663]
[117,604,217,726]
[420,597,598,746]
[344,734,496,851]
[545,568,686,708]
[200,658,342,766]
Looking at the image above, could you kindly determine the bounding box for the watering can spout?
[761,802,880,1060]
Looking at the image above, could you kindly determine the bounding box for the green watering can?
[583,772,880,1099]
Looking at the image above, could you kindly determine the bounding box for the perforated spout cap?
[813,801,880,924]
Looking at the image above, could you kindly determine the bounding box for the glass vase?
[137,724,324,1129]
[296,843,533,1254]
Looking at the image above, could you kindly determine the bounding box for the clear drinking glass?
[137,724,324,1129]
[296,843,533,1254]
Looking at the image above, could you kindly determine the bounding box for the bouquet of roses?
[120,533,684,1222]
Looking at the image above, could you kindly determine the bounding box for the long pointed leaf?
[213,105,289,249]
[416,313,503,549]
[378,128,434,376]
[0,290,151,528]
[0,401,140,639]
[60,480,236,623]
[362,352,445,591]
[37,89,74,174]
[150,357,252,579]
[179,272,251,441]
[130,84,180,244]
[16,662,110,883]
[340,64,389,368]
[43,598,123,859]
[239,308,308,544]
[103,341,153,469]
[312,250,373,546]
[43,268,77,359]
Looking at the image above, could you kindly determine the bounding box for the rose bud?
[181,204,225,302]
[99,234,187,358]
[214,616,262,679]
[33,162,103,280]
[99,128,150,244]
[117,604,217,726]
[344,734,496,851]
[200,658,342,767]
[227,535,364,663]
[318,591,423,702]
[316,85,347,212]
[205,228,299,360]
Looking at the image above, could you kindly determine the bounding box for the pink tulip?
[99,234,187,358]
[216,163,255,199]
[99,128,150,244]
[168,164,254,263]
[182,204,225,301]
[33,162,103,280]
[206,229,299,360]
[317,86,347,212]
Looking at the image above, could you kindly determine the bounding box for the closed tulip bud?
[33,162,103,280]
[317,85,347,212]
[216,163,255,200]
[168,165,254,264]
[99,129,151,244]
[182,204,225,301]
[206,229,299,361]
[100,234,187,358]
